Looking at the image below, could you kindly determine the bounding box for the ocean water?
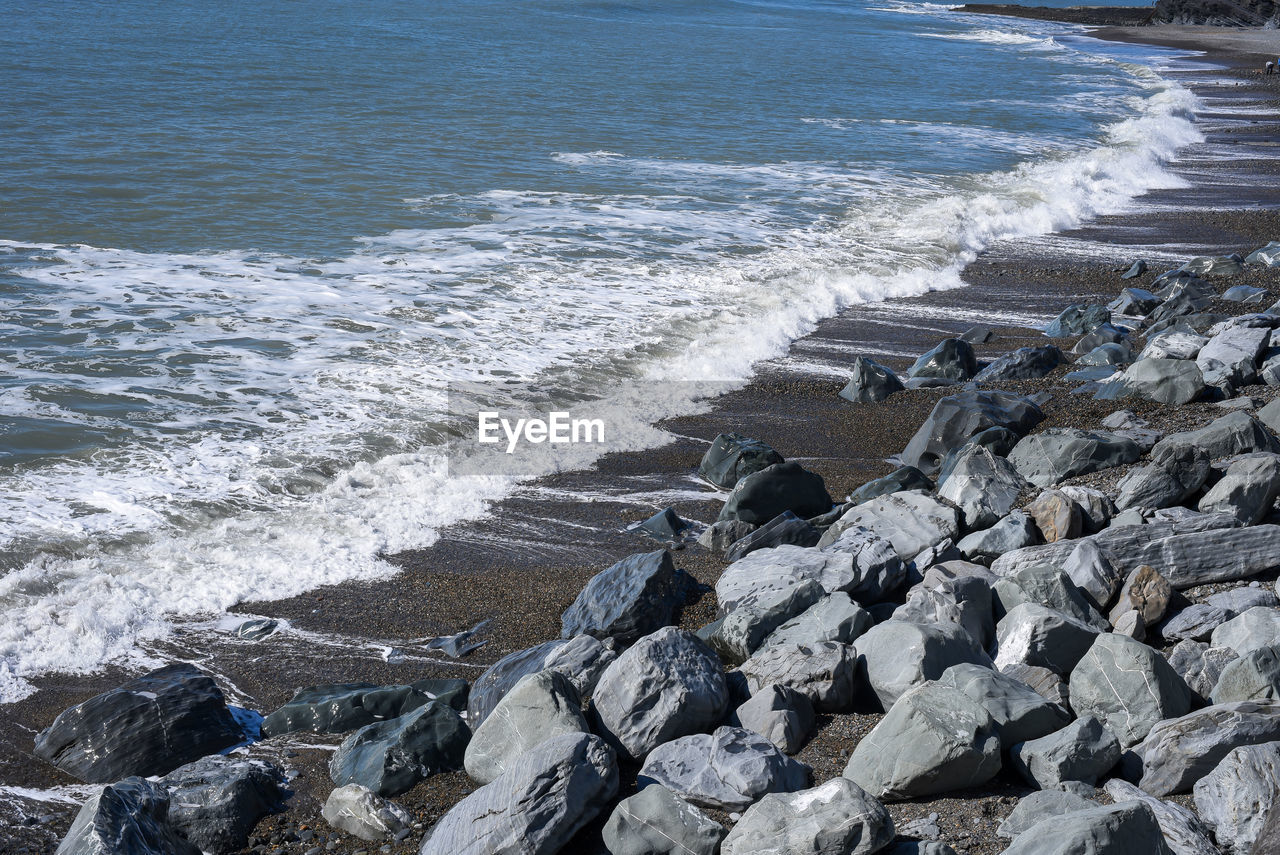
[0,0,1200,701]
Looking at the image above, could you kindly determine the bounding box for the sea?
[0,0,1201,703]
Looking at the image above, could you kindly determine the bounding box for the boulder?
[262,682,444,738]
[846,465,933,506]
[956,510,1040,561]
[994,603,1101,675]
[893,574,994,649]
[1168,640,1240,701]
[997,789,1098,838]
[637,508,692,541]
[716,536,902,613]
[759,592,873,653]
[1134,700,1280,796]
[907,338,978,381]
[1111,286,1157,312]
[720,462,833,524]
[1063,540,1125,612]
[719,777,896,855]
[1072,323,1127,355]
[855,619,991,710]
[1008,428,1142,488]
[1213,607,1280,657]
[1009,716,1120,789]
[898,390,1045,477]
[938,663,1070,747]
[233,618,278,641]
[602,786,725,855]
[322,784,412,842]
[1069,633,1192,747]
[1199,453,1280,524]
[464,670,589,785]
[973,346,1063,383]
[724,511,821,562]
[1209,586,1280,613]
[840,356,906,403]
[1109,564,1172,627]
[1077,342,1135,367]
[938,446,1027,530]
[844,682,1001,801]
[698,519,756,553]
[1000,802,1172,855]
[936,426,1022,485]
[559,550,692,646]
[158,756,285,854]
[739,641,858,713]
[993,563,1109,631]
[1028,489,1083,543]
[469,636,616,726]
[1259,399,1280,435]
[329,701,468,797]
[55,777,199,855]
[710,579,825,666]
[33,664,243,783]
[1197,324,1270,390]
[1115,443,1211,512]
[1103,779,1220,855]
[592,628,727,762]
[699,433,784,489]
[819,491,960,563]
[1001,663,1070,707]
[1141,330,1209,361]
[1113,609,1147,640]
[1046,304,1111,338]
[1184,254,1244,278]
[1225,285,1270,304]
[638,726,810,811]
[1149,283,1215,325]
[1153,412,1279,463]
[732,684,815,754]
[962,325,995,343]
[1095,358,1206,406]
[1247,242,1280,268]
[419,733,618,855]
[1193,741,1280,855]
[1162,604,1233,643]
[1212,646,1280,704]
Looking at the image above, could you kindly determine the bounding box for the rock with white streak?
[1168,640,1240,701]
[938,663,1070,747]
[1193,741,1280,855]
[719,777,895,855]
[1068,633,1193,748]
[1134,700,1280,796]
[322,784,411,842]
[1104,779,1221,855]
[638,726,811,811]
[54,777,200,855]
[994,603,1101,675]
[601,785,725,855]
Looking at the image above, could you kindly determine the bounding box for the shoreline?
[8,22,1280,855]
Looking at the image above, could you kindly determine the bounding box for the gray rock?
[1134,700,1280,796]
[1103,780,1221,855]
[840,356,906,403]
[1000,802,1172,855]
[739,641,858,712]
[699,433,784,490]
[322,784,411,842]
[233,618,278,641]
[962,325,995,343]
[55,777,199,855]
[592,627,728,761]
[1213,607,1280,657]
[1072,324,1127,356]
[993,603,1101,675]
[1095,358,1206,406]
[715,536,901,613]
[938,446,1027,529]
[936,426,1023,485]
[908,338,978,381]
[1109,564,1172,627]
[1070,633,1193,747]
[1078,342,1136,367]
[330,701,468,797]
[1198,325,1271,390]
[1162,604,1234,643]
[560,550,692,646]
[464,670,588,785]
[993,563,1109,631]
[1010,716,1120,789]
[698,519,757,553]
[1113,608,1146,640]
[719,777,895,855]
[1168,640,1240,700]
[724,511,821,562]
[711,579,825,666]
[1184,254,1244,278]
[973,346,1063,383]
[1001,663,1070,706]
[732,684,815,754]
[818,491,960,562]
[1149,283,1215,325]
[1209,586,1280,613]
[855,619,991,710]
[1141,330,1209,361]
[1116,443,1211,512]
[1225,285,1269,304]
[158,756,285,854]
[957,510,1041,561]
[1199,453,1280,524]
[883,844,959,855]
[469,636,615,726]
[1060,484,1118,533]
[418,733,618,855]
[1009,428,1142,489]
[760,592,873,653]
[639,726,810,811]
[1194,741,1280,855]
[1212,646,1280,704]
[1063,539,1125,612]
[1111,285,1157,312]
[1153,412,1279,462]
[602,785,725,855]
[1258,399,1280,435]
[1247,242,1280,268]
[266,683,441,736]
[898,390,1045,477]
[638,508,692,541]
[34,664,243,783]
[894,574,994,649]
[720,462,833,525]
[997,789,1098,838]
[846,465,934,506]
[844,682,1001,801]
[1046,304,1111,338]
[938,663,1070,747]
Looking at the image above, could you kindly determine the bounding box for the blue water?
[0,0,1198,699]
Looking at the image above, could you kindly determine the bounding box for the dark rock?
[468,635,615,727]
[847,465,933,506]
[1095,358,1206,406]
[839,356,905,404]
[719,462,833,524]
[1009,716,1120,789]
[329,701,469,796]
[560,550,692,645]
[898,390,1044,477]
[907,338,978,382]
[1000,663,1070,707]
[698,433,784,490]
[262,683,437,738]
[938,446,1027,530]
[1198,453,1280,524]
[1072,324,1127,356]
[55,777,199,855]
[1153,412,1280,462]
[1008,428,1142,489]
[1077,342,1135,367]
[638,726,811,811]
[961,325,995,343]
[637,508,691,540]
[1161,603,1233,643]
[973,345,1063,383]
[1045,304,1111,338]
[234,618,278,641]
[1120,261,1148,281]
[159,756,285,854]
[724,511,821,563]
[1103,779,1220,855]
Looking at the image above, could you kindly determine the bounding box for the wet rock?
[840,356,905,404]
[1095,358,1206,406]
[699,433,784,490]
[818,491,960,562]
[720,462,834,524]
[1212,645,1280,704]
[1109,564,1171,627]
[234,618,278,641]
[1103,779,1220,855]
[1045,304,1111,338]
[997,789,1098,838]
[638,726,810,811]
[1149,280,1215,325]
[898,390,1044,477]
[740,640,858,712]
[1135,700,1280,796]
[938,663,1070,747]
[464,670,588,785]
[907,337,978,382]
[1000,802,1172,855]
[1246,242,1280,268]
[322,784,411,842]
[1168,640,1240,700]
[732,684,815,754]
[724,511,821,562]
[855,619,991,710]
[973,345,1063,383]
[846,465,933,506]
[1199,453,1280,524]
[602,785,725,855]
[1213,607,1280,657]
[1115,443,1211,512]
[1069,633,1193,747]
[468,635,616,726]
[759,592,873,653]
[637,508,692,540]
[719,777,895,855]
[956,510,1041,561]
[938,445,1027,529]
[1009,716,1120,789]
[330,701,469,797]
[418,733,618,855]
[55,777,198,855]
[993,603,1101,675]
[1120,261,1148,281]
[1194,741,1280,855]
[34,663,244,783]
[1225,285,1269,304]
[159,756,285,854]
[1009,428,1142,489]
[698,519,757,553]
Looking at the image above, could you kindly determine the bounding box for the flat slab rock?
[638,726,811,811]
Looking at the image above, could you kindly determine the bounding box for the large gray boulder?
[330,701,469,796]
[1115,443,1211,511]
[1193,742,1280,855]
[938,663,1069,747]
[322,784,412,842]
[1197,324,1270,390]
[1135,700,1280,796]
[1141,329,1208,361]
[855,619,991,710]
[34,664,243,783]
[1212,645,1280,704]
[1069,633,1192,748]
[1096,358,1206,406]
[1001,663,1070,707]
[1111,286,1158,313]
[820,526,911,603]
[993,603,1101,675]
[993,563,1109,631]
[719,462,833,524]
[1008,428,1142,489]
[973,345,1063,383]
[997,789,1098,838]
[956,510,1040,562]
[602,786,725,855]
[898,390,1045,477]
[1212,607,1280,657]
[847,465,934,506]
[759,592,873,654]
[560,550,692,645]
[158,756,285,854]
[1103,780,1220,855]
[844,682,1001,801]
[710,579,825,666]
[893,574,994,649]
[1199,453,1280,524]
[592,627,729,761]
[1009,716,1120,789]
[699,433,784,489]
[1063,540,1125,613]
[1000,802,1172,855]
[841,356,905,404]
[715,537,901,614]
[937,446,1028,529]
[936,426,1022,485]
[1168,641,1240,700]
[418,733,618,855]
[1046,304,1111,338]
[464,670,589,785]
[638,726,810,811]
[908,337,978,381]
[818,491,960,562]
[739,641,858,712]
[732,684,815,754]
[468,635,616,726]
[1153,412,1279,462]
[55,777,199,855]
[719,777,895,855]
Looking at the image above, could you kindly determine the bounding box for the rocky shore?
[9,27,1280,855]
